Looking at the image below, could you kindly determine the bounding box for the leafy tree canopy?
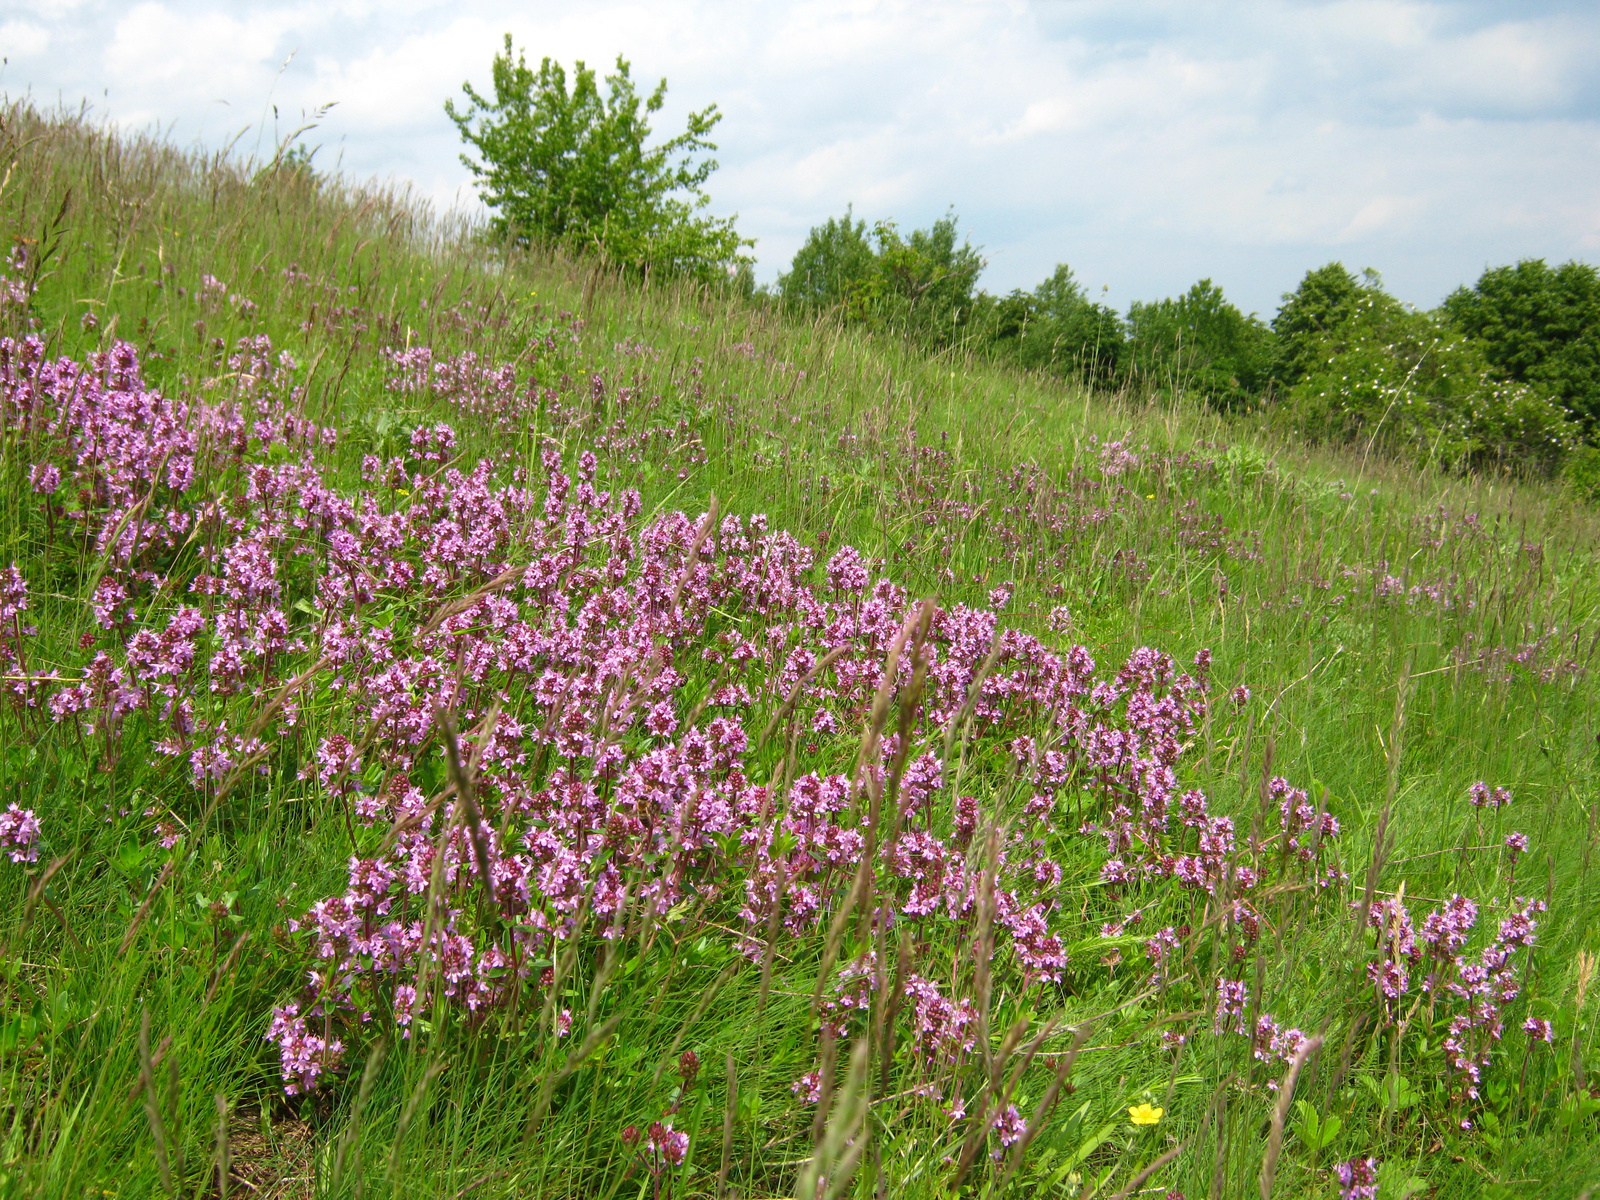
[776,206,876,310]
[1440,258,1600,432]
[1127,279,1275,411]
[777,209,985,347]
[446,35,751,283]
[1284,287,1576,474]
[989,265,1126,388]
[1272,262,1375,387]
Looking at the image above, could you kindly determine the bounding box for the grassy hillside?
[2,102,1598,1199]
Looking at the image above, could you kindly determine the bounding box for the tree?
[1126,279,1275,410]
[1272,262,1369,387]
[446,35,751,283]
[777,209,985,347]
[775,206,876,310]
[1283,287,1576,474]
[1440,259,1600,432]
[989,264,1126,387]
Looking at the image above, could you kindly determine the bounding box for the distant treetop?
[1441,258,1600,433]
[446,35,752,284]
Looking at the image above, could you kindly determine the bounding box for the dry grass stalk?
[1259,1034,1324,1199]
[759,851,789,1014]
[1103,1141,1187,1200]
[387,1055,449,1183]
[794,1038,871,1200]
[8,852,73,957]
[330,1038,387,1196]
[1574,949,1597,1089]
[948,1014,1030,1191]
[213,1094,231,1200]
[116,857,176,958]
[759,645,851,747]
[654,957,743,1085]
[809,1025,839,1151]
[1353,665,1410,950]
[719,1052,738,1198]
[438,703,501,919]
[139,1008,175,1197]
[995,1023,1095,1191]
[203,930,252,1007]
[525,1010,626,1135]
[666,494,720,616]
[808,607,922,1015]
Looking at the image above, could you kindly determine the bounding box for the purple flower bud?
[1334,1157,1379,1200]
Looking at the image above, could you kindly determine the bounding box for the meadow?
[1,101,1598,1199]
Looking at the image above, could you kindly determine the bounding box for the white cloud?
[106,3,300,88]
[0,21,51,57]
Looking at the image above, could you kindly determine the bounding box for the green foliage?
[776,205,877,311]
[1440,258,1600,432]
[988,264,1127,388]
[1126,278,1276,410]
[4,101,1600,1200]
[1564,443,1600,504]
[446,34,751,282]
[1284,287,1578,472]
[1272,261,1371,387]
[1291,1098,1342,1159]
[777,209,985,348]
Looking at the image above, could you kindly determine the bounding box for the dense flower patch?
[0,327,1570,1186]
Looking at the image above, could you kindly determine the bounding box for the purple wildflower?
[0,803,40,863]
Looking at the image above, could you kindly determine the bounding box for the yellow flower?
[1127,1103,1164,1126]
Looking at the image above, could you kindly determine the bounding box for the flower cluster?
[0,335,1371,1108]
[1365,883,1547,1098]
[1335,1156,1379,1200]
[0,803,40,864]
[1468,781,1512,809]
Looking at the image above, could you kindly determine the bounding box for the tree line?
[776,210,1600,483]
[447,38,1600,490]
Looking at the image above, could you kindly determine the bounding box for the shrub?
[1564,444,1600,504]
[1272,262,1371,388]
[1441,258,1600,433]
[774,206,877,311]
[446,35,751,283]
[777,210,985,348]
[1284,290,1577,473]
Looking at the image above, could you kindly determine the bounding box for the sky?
[4,0,1599,318]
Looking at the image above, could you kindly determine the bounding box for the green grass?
[1,100,1598,1199]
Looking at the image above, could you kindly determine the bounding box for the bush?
[1284,290,1577,473]
[1564,444,1600,504]
[775,206,877,311]
[1441,258,1600,433]
[446,35,751,282]
[1126,279,1275,410]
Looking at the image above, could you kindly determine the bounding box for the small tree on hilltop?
[446,35,752,284]
[990,264,1127,388]
[1127,279,1275,411]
